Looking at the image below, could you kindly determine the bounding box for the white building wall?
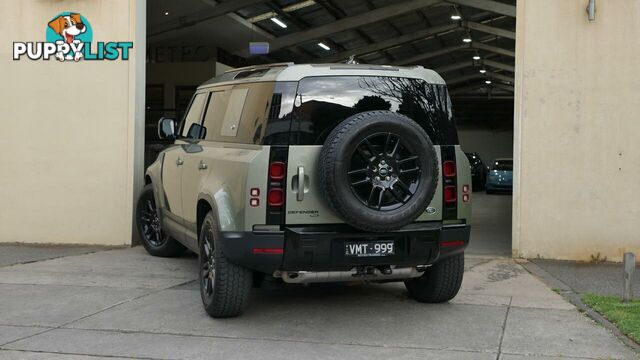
[513,0,640,261]
[0,0,146,245]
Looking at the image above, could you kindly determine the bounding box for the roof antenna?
[345,55,359,64]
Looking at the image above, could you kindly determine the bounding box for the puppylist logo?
[13,12,133,62]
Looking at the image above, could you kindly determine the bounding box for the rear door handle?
[176,158,184,166]
[296,166,305,201]
[198,161,208,170]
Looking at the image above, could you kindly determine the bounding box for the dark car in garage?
[465,152,488,191]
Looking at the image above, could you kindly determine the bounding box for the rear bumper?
[218,222,470,274]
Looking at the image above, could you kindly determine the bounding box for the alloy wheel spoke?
[389,138,401,156]
[383,133,392,154]
[389,187,405,203]
[395,179,412,195]
[377,188,386,210]
[398,155,418,164]
[399,167,420,175]
[363,139,377,156]
[367,187,378,207]
[351,178,370,186]
[347,168,368,175]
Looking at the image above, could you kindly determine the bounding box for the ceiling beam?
[465,21,515,40]
[482,59,515,72]
[446,72,485,86]
[247,0,317,23]
[490,82,515,92]
[149,0,267,38]
[321,23,460,63]
[446,0,516,17]
[237,0,442,56]
[449,82,487,95]
[435,61,475,73]
[394,44,469,66]
[472,42,515,57]
[486,71,514,83]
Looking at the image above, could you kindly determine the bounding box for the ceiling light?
[451,14,461,20]
[318,42,331,51]
[473,55,481,60]
[479,69,486,74]
[462,37,472,43]
[164,11,169,16]
[485,80,492,84]
[270,17,288,28]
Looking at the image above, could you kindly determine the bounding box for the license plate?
[344,241,395,257]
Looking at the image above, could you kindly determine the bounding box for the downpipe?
[277,266,425,284]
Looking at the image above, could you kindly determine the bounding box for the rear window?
[492,160,513,171]
[291,76,458,145]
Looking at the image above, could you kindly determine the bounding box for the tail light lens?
[268,188,284,206]
[443,161,456,177]
[266,147,288,225]
[269,162,286,180]
[444,185,457,203]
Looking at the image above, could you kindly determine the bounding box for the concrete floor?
[1,195,636,359]
[467,192,513,257]
[0,246,636,359]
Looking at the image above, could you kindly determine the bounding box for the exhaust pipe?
[278,266,423,284]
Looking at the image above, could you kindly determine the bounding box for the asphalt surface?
[531,259,640,297]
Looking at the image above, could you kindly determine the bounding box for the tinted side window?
[293,76,458,145]
[264,82,297,145]
[180,92,208,139]
[202,83,275,144]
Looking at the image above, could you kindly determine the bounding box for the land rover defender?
[137,63,471,318]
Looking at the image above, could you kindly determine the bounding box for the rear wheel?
[405,253,464,303]
[136,184,186,257]
[199,211,252,318]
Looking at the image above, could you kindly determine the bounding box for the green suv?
[136,63,472,318]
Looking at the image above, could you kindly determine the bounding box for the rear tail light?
[268,188,284,206]
[443,161,456,177]
[269,162,286,180]
[444,185,457,203]
[441,240,465,248]
[266,147,288,225]
[252,248,284,254]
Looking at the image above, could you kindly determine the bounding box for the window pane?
[293,76,458,145]
[202,90,230,141]
[180,93,207,139]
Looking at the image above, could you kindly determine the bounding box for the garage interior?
[145,0,516,257]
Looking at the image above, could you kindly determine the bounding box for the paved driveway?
[0,247,635,359]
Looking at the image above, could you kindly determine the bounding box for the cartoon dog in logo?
[48,13,86,61]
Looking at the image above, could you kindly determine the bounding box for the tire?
[199,211,252,318]
[405,253,464,303]
[319,111,439,232]
[136,184,186,257]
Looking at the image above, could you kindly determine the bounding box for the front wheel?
[136,184,186,257]
[199,211,252,318]
[405,253,464,303]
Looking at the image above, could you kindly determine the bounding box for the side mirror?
[158,117,176,139]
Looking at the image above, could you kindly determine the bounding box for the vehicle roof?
[199,62,446,89]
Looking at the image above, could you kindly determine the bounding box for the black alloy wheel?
[348,132,422,211]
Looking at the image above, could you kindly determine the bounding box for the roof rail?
[224,62,294,74]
